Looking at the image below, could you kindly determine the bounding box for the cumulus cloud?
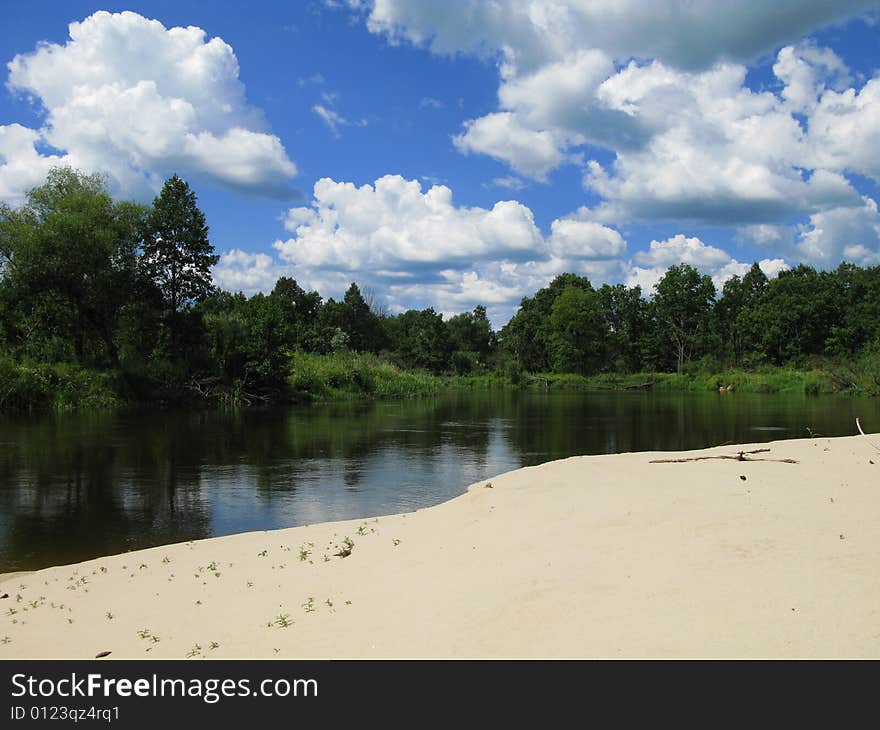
[2,10,297,202]
[0,124,64,206]
[261,174,631,322]
[212,249,286,293]
[626,234,789,291]
[275,174,546,269]
[362,0,871,73]
[352,2,880,232]
[793,198,880,267]
[453,112,566,180]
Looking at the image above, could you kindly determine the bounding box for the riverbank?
[3,349,878,412]
[2,432,879,658]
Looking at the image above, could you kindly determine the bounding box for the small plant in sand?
[106,611,114,620]
[257,550,268,557]
[299,546,311,561]
[273,613,293,628]
[0,636,10,644]
[186,643,202,658]
[161,556,171,564]
[393,539,401,546]
[302,597,315,613]
[334,537,354,558]
[99,566,107,574]
[356,525,367,536]
[209,641,220,650]
[325,598,333,608]
[206,561,217,572]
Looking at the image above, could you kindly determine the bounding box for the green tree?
[548,286,608,374]
[269,276,322,351]
[446,305,497,373]
[0,167,147,366]
[502,273,594,372]
[652,264,716,372]
[596,283,647,372]
[388,308,451,372]
[750,265,836,364]
[142,175,218,354]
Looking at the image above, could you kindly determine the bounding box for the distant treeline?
[1,168,879,410]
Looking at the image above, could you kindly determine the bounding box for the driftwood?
[856,417,880,453]
[623,381,654,390]
[650,448,798,464]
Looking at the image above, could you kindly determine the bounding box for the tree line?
[1,168,879,407]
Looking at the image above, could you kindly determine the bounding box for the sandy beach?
[1,433,879,659]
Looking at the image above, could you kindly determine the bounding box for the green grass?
[288,351,510,401]
[522,368,841,395]
[0,358,119,411]
[288,352,878,402]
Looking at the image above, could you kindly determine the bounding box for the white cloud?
[0,124,65,206]
[267,174,632,323]
[583,59,863,223]
[548,219,626,260]
[362,1,871,73]
[807,77,880,182]
[312,104,349,137]
[453,112,566,180]
[3,10,297,202]
[488,176,526,190]
[275,174,545,268]
[355,2,879,229]
[212,249,285,294]
[794,198,880,266]
[626,234,789,291]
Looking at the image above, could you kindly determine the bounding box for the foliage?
[4,165,880,411]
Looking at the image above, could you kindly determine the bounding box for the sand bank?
[2,434,879,659]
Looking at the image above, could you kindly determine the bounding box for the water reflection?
[1,391,877,571]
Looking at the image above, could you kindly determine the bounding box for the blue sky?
[2,1,880,325]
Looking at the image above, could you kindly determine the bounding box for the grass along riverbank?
[287,351,880,401]
[1,350,877,412]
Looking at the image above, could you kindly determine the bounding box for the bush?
[0,358,119,411]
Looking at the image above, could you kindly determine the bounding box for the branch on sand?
[856,417,880,453]
[650,448,798,464]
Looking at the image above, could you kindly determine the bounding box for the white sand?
[2,434,879,658]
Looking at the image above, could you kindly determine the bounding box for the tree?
[548,286,608,374]
[653,264,716,372]
[446,305,497,373]
[342,282,386,352]
[502,273,594,372]
[596,283,647,372]
[269,276,322,351]
[388,308,451,372]
[0,167,147,366]
[714,263,768,366]
[142,175,218,353]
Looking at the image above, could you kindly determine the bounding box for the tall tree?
[548,286,608,374]
[653,264,716,372]
[0,167,146,366]
[142,175,218,352]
